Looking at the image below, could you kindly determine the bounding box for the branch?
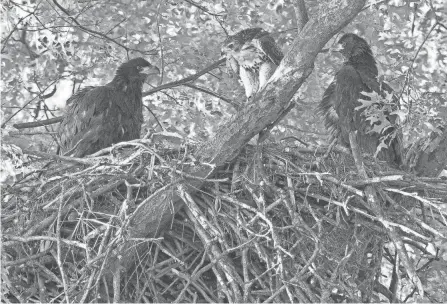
[19,27,39,59]
[2,81,59,129]
[1,12,34,53]
[23,149,95,165]
[51,0,156,55]
[143,58,226,96]
[13,116,64,129]
[293,0,309,32]
[183,83,237,107]
[181,0,225,17]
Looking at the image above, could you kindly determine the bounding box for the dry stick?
[13,116,64,129]
[241,248,253,302]
[178,186,243,302]
[3,235,86,249]
[113,270,121,303]
[2,250,51,267]
[380,190,444,238]
[22,149,94,165]
[32,261,63,287]
[56,189,70,303]
[348,131,424,297]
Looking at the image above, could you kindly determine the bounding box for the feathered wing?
[239,67,259,99]
[254,33,284,66]
[59,87,99,156]
[226,56,240,79]
[236,27,265,42]
[59,85,142,157]
[317,81,340,136]
[252,32,284,90]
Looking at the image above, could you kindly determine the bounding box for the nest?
[2,138,447,303]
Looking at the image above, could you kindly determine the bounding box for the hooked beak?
[141,65,160,77]
[330,43,344,54]
[220,48,229,59]
[141,65,160,85]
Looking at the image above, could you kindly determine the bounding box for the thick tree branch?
[293,0,309,32]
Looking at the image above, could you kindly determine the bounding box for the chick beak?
[330,43,344,54]
[141,65,160,85]
[141,65,160,77]
[220,50,227,59]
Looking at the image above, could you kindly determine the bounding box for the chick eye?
[227,42,234,49]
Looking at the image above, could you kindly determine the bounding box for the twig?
[184,83,236,107]
[181,0,225,17]
[2,250,51,267]
[156,0,164,85]
[22,149,95,165]
[51,0,156,55]
[144,104,165,131]
[348,174,405,186]
[3,235,86,249]
[1,12,34,52]
[143,59,226,96]
[56,191,70,303]
[397,21,439,104]
[8,131,57,136]
[2,81,59,128]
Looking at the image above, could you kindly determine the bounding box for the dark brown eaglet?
[58,57,160,157]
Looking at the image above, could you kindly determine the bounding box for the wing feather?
[317,81,340,135]
[59,86,131,157]
[255,34,284,66]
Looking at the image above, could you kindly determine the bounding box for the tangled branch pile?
[2,138,447,302]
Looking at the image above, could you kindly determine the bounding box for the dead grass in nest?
[2,139,447,302]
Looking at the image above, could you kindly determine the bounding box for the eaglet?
[221,28,283,101]
[58,57,160,157]
[318,33,403,166]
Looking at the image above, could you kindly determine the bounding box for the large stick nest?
[2,138,447,303]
